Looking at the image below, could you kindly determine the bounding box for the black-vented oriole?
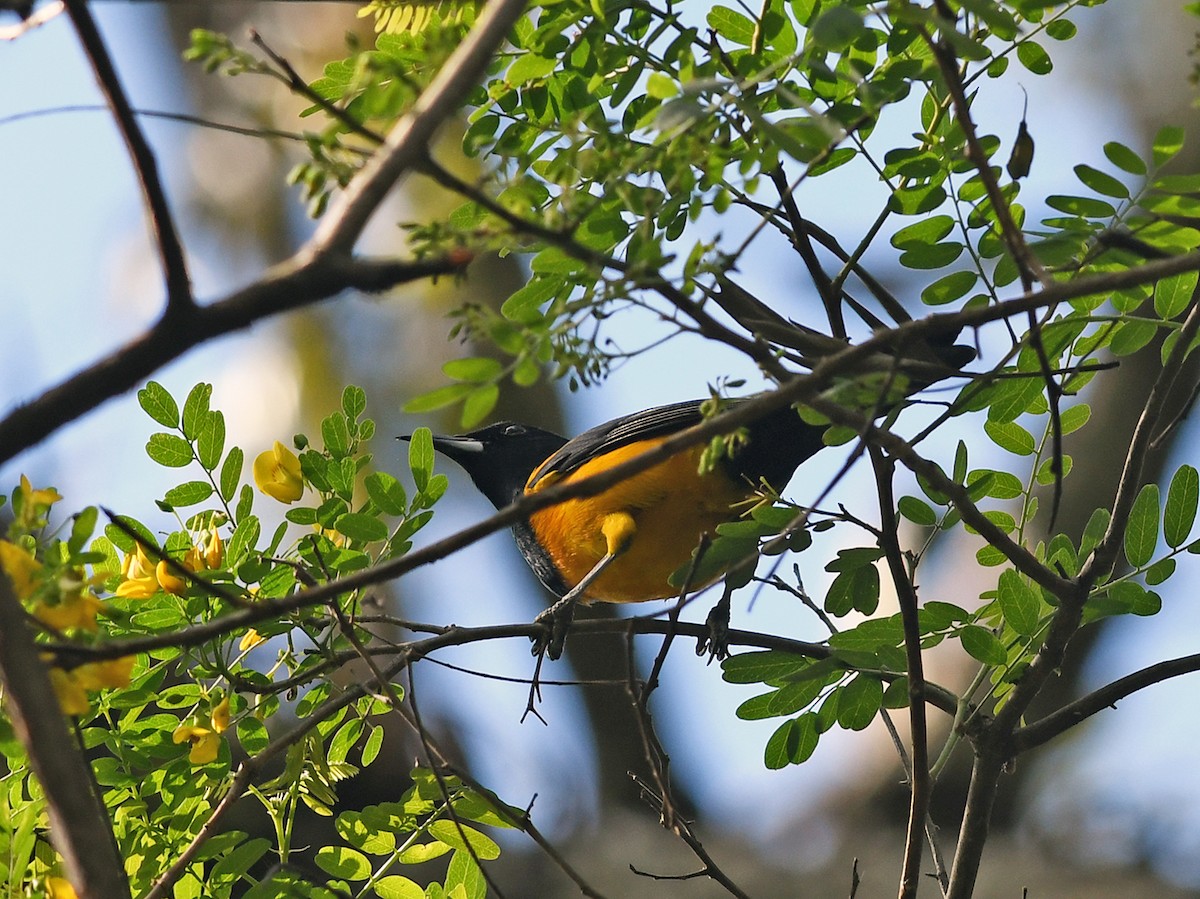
[423,397,834,659]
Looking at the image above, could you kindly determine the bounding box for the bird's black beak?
[399,433,485,463]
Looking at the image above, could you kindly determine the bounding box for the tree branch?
[1014,651,1200,754]
[309,0,530,256]
[0,575,130,899]
[870,448,930,899]
[0,253,462,466]
[64,0,192,311]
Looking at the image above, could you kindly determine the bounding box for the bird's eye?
[503,425,526,437]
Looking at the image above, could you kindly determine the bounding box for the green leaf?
[342,384,367,422]
[1146,557,1176,586]
[404,383,474,414]
[146,433,194,468]
[891,215,955,249]
[138,381,179,428]
[68,506,98,555]
[1045,18,1077,39]
[736,678,826,720]
[210,837,271,880]
[836,676,883,731]
[374,876,426,899]
[501,277,562,323]
[721,650,809,684]
[182,383,213,441]
[315,845,371,880]
[1104,141,1147,175]
[362,724,384,766]
[959,625,1006,666]
[899,242,964,270]
[982,419,1034,456]
[398,841,451,864]
[1124,483,1160,567]
[1164,464,1199,548]
[706,6,756,45]
[997,569,1040,635]
[921,270,978,306]
[1153,125,1186,167]
[196,410,225,471]
[443,356,504,383]
[1060,403,1091,435]
[764,714,819,769]
[1154,271,1198,319]
[428,821,501,860]
[164,480,214,508]
[220,447,243,503]
[898,496,937,526]
[1074,164,1129,199]
[1016,40,1053,74]
[506,53,557,85]
[408,427,434,493]
[1046,194,1116,218]
[810,4,864,50]
[1110,319,1158,357]
[461,384,500,428]
[322,412,352,460]
[336,512,389,544]
[824,566,880,617]
[365,472,407,516]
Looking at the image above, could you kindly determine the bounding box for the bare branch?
[1015,652,1200,754]
[870,449,929,899]
[64,0,192,310]
[0,253,463,466]
[310,0,530,255]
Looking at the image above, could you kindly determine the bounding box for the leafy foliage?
[9,0,1200,896]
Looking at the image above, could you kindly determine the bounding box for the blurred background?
[3,1,1200,895]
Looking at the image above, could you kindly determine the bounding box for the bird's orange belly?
[526,439,751,603]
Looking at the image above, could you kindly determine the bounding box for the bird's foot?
[696,593,731,663]
[533,596,577,661]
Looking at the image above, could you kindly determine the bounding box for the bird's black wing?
[528,399,710,487]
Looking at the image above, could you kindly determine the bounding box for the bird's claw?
[532,600,576,660]
[696,594,731,663]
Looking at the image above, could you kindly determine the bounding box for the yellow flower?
[253,441,304,504]
[46,876,78,899]
[121,544,155,580]
[0,540,40,598]
[115,576,159,599]
[72,657,135,691]
[211,695,231,733]
[48,668,90,716]
[115,545,161,598]
[155,560,188,596]
[172,724,220,765]
[204,528,224,569]
[239,628,265,651]
[19,473,62,510]
[34,591,104,633]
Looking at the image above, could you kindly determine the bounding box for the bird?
[421,396,844,660]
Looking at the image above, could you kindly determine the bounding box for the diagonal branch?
[1014,651,1200,754]
[310,0,529,256]
[0,253,463,466]
[64,0,192,311]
